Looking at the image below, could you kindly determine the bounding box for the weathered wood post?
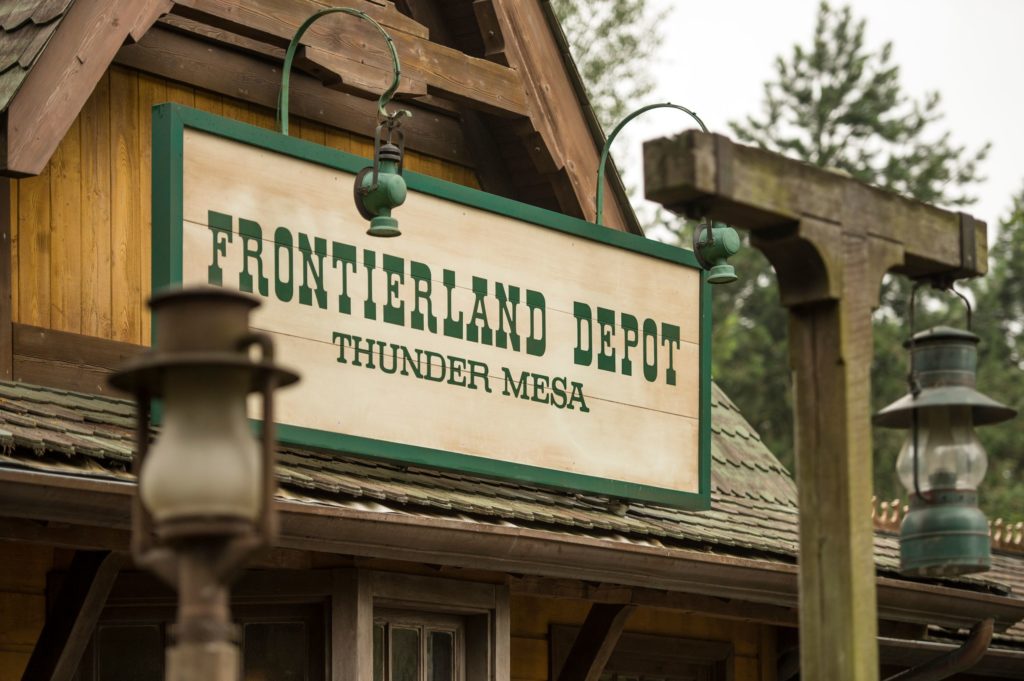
[644,131,986,680]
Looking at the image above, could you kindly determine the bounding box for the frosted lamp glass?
[896,406,988,494]
[139,367,261,523]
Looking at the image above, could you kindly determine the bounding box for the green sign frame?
[152,103,713,510]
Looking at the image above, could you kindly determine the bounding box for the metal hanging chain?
[276,7,410,136]
[594,102,709,228]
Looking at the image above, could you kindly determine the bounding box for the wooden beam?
[2,0,172,176]
[481,0,634,232]
[12,323,142,396]
[20,551,125,681]
[555,603,635,681]
[0,179,11,379]
[401,0,515,198]
[1,468,1022,633]
[643,132,994,681]
[113,26,472,166]
[169,0,529,117]
[509,577,799,627]
[643,131,986,278]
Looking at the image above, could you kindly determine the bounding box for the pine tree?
[550,0,664,132]
[714,2,989,483]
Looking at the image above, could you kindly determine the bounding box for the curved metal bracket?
[276,7,410,136]
[595,103,708,227]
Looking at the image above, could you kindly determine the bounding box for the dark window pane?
[95,625,163,681]
[427,631,453,681]
[244,622,307,681]
[391,627,420,681]
[374,623,386,681]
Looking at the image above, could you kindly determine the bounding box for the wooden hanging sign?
[153,104,711,508]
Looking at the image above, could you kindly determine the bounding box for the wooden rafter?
[20,551,126,681]
[555,603,636,681]
[170,0,528,117]
[1,0,172,176]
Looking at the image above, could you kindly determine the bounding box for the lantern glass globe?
[139,367,262,524]
[895,405,988,494]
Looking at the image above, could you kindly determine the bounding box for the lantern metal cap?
[874,323,1017,428]
[873,385,1016,428]
[109,285,300,396]
[904,325,978,347]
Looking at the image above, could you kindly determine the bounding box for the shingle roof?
[0,0,73,111]
[1,376,1022,641]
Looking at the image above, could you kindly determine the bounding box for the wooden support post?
[555,603,635,681]
[0,179,12,380]
[21,551,126,681]
[643,131,985,681]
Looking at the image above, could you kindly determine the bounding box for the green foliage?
[550,0,663,132]
[714,2,1008,513]
[732,2,988,205]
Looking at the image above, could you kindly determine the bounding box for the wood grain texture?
[138,74,168,342]
[20,551,125,681]
[109,67,143,344]
[49,116,83,334]
[80,71,113,339]
[0,179,11,379]
[171,0,528,116]
[16,165,51,329]
[114,26,472,166]
[2,0,172,175]
[555,604,635,681]
[180,128,703,492]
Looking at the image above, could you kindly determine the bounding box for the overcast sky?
[620,0,1024,238]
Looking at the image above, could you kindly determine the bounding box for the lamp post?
[874,322,1016,577]
[110,287,299,681]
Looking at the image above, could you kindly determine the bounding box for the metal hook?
[277,7,410,136]
[595,103,709,227]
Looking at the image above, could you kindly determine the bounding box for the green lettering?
[495,283,520,351]
[238,219,269,296]
[363,249,377,320]
[273,226,293,302]
[298,233,327,309]
[443,269,463,339]
[332,242,357,314]
[642,318,658,383]
[207,211,233,286]
[661,323,681,385]
[466,277,493,344]
[568,382,590,413]
[526,290,546,357]
[597,307,616,372]
[573,302,592,366]
[502,368,530,399]
[620,313,638,376]
[383,255,405,326]
[410,261,437,333]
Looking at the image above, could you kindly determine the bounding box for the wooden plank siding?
[10,64,480,345]
[0,542,55,680]
[510,595,776,681]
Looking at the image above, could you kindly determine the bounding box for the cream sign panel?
[155,105,711,508]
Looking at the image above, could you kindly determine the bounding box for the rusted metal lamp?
[276,7,410,237]
[874,291,1016,577]
[110,287,298,681]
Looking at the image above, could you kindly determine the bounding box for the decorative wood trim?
[170,0,529,117]
[0,468,1022,633]
[113,26,472,166]
[2,0,173,176]
[11,323,143,395]
[20,551,126,681]
[555,603,636,681]
[0,178,11,379]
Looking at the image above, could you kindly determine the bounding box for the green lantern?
[355,141,407,238]
[693,221,741,284]
[874,326,1016,577]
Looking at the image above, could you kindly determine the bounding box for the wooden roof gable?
[0,0,639,232]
